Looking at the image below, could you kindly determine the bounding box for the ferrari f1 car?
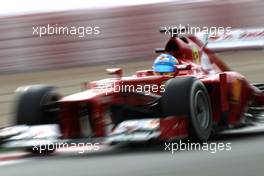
[1,27,264,151]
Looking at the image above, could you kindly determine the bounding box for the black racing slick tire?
[15,85,61,125]
[161,77,212,142]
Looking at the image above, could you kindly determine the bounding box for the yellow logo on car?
[192,47,200,64]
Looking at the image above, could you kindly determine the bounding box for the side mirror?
[106,68,123,78]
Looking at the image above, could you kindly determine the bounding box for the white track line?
[0,151,28,161]
[0,159,30,166]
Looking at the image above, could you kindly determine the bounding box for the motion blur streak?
[0,0,178,15]
[0,1,264,176]
[0,0,264,73]
[0,1,263,127]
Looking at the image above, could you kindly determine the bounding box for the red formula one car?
[1,28,264,150]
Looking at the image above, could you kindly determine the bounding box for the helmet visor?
[154,64,175,72]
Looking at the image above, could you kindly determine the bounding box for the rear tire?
[161,77,212,142]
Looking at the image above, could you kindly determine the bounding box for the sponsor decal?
[192,47,200,64]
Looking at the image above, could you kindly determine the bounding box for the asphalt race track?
[1,132,264,176]
[0,51,264,175]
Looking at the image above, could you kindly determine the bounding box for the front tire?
[161,77,212,142]
[189,80,212,141]
[15,85,60,125]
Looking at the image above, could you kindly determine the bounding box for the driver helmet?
[153,54,178,76]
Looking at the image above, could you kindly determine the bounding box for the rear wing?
[196,28,264,52]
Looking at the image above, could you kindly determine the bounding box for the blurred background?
[0,0,264,127]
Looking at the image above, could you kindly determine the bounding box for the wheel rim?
[194,90,210,130]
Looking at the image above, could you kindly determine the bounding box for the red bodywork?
[57,35,264,141]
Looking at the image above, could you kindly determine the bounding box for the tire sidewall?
[189,80,212,141]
